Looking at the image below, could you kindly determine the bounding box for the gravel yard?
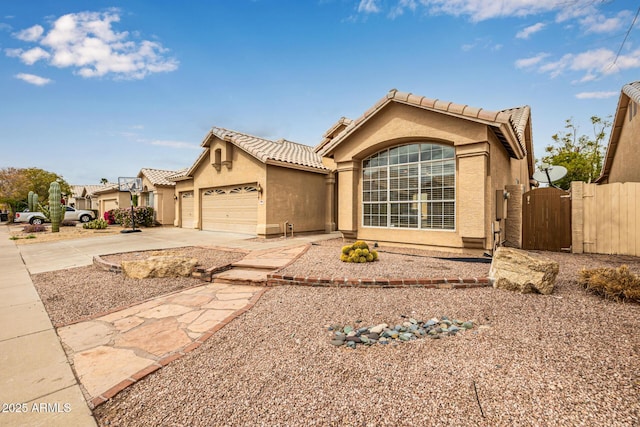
[31,247,246,326]
[76,244,639,426]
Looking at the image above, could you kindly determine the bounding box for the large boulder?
[489,247,559,295]
[121,256,198,279]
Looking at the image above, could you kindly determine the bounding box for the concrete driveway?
[18,226,338,274]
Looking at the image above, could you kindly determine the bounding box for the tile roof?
[596,80,640,183]
[622,81,640,104]
[139,168,182,186]
[209,127,328,170]
[70,184,117,197]
[315,89,530,161]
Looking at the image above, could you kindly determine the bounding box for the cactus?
[48,182,61,232]
[27,191,38,212]
[340,241,379,263]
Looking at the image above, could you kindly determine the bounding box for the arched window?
[362,143,455,230]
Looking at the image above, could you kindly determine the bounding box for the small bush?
[61,220,77,227]
[22,224,46,233]
[340,241,378,263]
[104,210,116,225]
[83,218,108,230]
[110,207,154,227]
[579,265,640,303]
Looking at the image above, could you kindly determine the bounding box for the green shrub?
[111,207,154,227]
[339,241,379,263]
[579,265,640,303]
[83,218,108,230]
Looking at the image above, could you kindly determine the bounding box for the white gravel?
[86,245,640,426]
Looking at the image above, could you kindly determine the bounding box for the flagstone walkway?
[57,244,310,408]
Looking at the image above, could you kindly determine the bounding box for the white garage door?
[103,199,117,213]
[181,192,195,229]
[201,185,258,234]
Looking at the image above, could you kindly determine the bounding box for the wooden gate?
[522,187,571,252]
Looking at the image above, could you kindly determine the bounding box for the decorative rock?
[121,256,198,279]
[370,324,387,334]
[490,247,559,295]
[330,315,477,348]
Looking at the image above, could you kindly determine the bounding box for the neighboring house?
[137,168,182,225]
[171,127,331,236]
[68,184,116,210]
[93,184,132,219]
[315,89,535,252]
[595,81,640,184]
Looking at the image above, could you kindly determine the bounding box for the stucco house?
[315,89,535,252]
[94,184,131,218]
[171,127,331,236]
[68,184,115,210]
[93,169,181,224]
[595,81,640,184]
[137,168,182,225]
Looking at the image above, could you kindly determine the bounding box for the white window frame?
[362,143,456,231]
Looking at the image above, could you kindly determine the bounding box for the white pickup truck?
[14,207,96,225]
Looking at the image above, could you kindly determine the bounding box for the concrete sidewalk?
[1,224,338,424]
[0,224,97,427]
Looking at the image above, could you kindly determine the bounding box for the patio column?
[336,161,359,239]
[324,172,336,233]
[457,143,489,249]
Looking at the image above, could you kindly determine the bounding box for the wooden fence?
[571,181,640,256]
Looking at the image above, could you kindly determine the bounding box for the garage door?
[201,185,258,234]
[103,199,117,214]
[181,192,195,229]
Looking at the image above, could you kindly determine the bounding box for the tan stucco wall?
[189,139,266,231]
[263,165,327,236]
[96,190,131,219]
[138,176,176,225]
[326,102,530,251]
[607,100,640,183]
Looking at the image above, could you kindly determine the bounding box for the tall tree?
[0,167,70,220]
[100,177,108,184]
[540,116,611,190]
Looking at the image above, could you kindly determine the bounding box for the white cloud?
[516,22,545,39]
[579,10,630,33]
[15,73,52,86]
[389,0,418,18]
[19,47,50,65]
[13,24,44,41]
[575,91,617,99]
[530,48,640,80]
[416,0,584,22]
[358,0,380,14]
[514,53,549,68]
[149,140,200,149]
[5,10,178,80]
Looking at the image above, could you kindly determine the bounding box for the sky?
[1,0,639,185]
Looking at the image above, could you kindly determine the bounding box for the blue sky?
[1,0,639,184]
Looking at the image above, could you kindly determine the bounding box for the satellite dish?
[533,164,567,187]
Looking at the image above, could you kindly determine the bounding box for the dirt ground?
[7,222,125,244]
